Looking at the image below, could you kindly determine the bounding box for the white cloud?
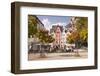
[42,18,51,31]
[52,22,66,26]
[42,18,66,31]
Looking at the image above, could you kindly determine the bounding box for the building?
[28,15,46,51]
[50,17,78,48]
[36,16,46,31]
[50,25,67,48]
[55,26,62,46]
[61,28,67,48]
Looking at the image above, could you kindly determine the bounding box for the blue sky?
[37,15,72,31]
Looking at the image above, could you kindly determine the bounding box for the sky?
[37,15,72,31]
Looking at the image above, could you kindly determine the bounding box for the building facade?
[55,26,62,46]
[50,25,67,48]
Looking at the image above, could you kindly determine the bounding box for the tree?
[37,30,55,44]
[28,15,55,57]
[36,29,55,57]
[67,17,88,47]
[28,15,38,38]
[75,17,88,46]
[28,15,55,43]
[67,31,80,44]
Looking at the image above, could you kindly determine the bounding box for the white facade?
[61,29,67,48]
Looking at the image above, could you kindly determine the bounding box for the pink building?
[53,25,62,47]
[50,25,64,48]
[55,26,62,46]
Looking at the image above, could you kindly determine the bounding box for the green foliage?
[67,17,88,46]
[67,31,80,44]
[76,17,88,44]
[37,30,55,43]
[75,17,88,31]
[67,34,74,43]
[28,15,37,37]
[28,15,55,43]
[80,28,88,43]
